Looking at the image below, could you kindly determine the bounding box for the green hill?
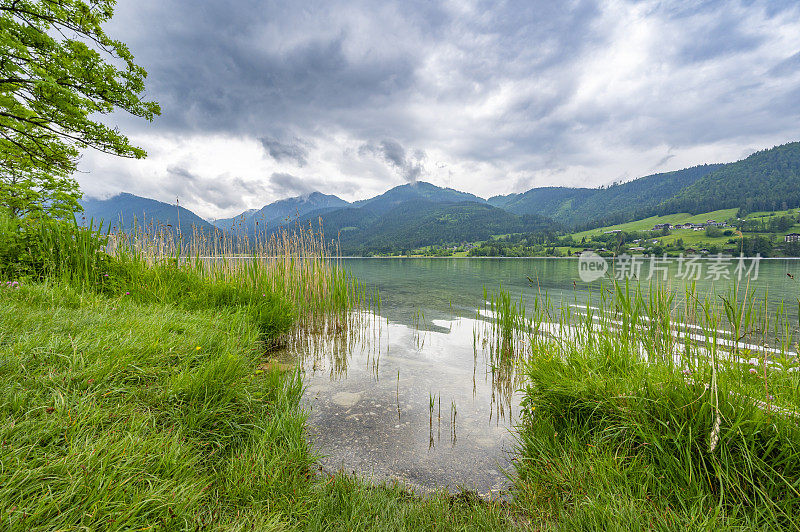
[489,165,721,228]
[280,199,558,255]
[353,181,486,215]
[213,191,348,232]
[657,142,800,215]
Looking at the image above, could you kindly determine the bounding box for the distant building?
[653,223,672,231]
[603,229,622,234]
[785,233,800,243]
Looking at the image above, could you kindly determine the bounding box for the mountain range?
[79,141,800,254]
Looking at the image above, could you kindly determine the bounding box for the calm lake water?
[285,257,800,497]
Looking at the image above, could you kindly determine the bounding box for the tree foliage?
[0,0,160,218]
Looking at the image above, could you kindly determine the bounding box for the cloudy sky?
[78,0,800,220]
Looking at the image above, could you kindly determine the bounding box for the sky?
[77,0,800,221]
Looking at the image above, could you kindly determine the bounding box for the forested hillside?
[656,142,800,215]
[214,191,348,231]
[354,181,486,215]
[490,164,721,228]
[285,199,558,254]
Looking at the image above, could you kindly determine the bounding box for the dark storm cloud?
[108,0,432,136]
[654,153,676,168]
[260,138,309,167]
[108,0,800,153]
[84,0,800,217]
[359,139,424,183]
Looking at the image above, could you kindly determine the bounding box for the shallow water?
[287,312,522,497]
[287,257,800,495]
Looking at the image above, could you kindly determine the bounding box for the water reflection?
[279,309,525,497]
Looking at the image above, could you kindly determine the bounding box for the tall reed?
[516,278,800,529]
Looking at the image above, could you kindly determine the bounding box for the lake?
[283,257,800,497]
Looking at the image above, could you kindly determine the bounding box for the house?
[653,223,672,231]
[630,246,646,252]
[603,229,622,234]
[785,233,800,243]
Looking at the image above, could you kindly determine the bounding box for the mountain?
[489,164,722,229]
[489,187,595,219]
[214,191,348,231]
[280,199,557,254]
[353,181,486,215]
[656,142,800,215]
[73,140,800,254]
[251,182,558,254]
[78,193,217,236]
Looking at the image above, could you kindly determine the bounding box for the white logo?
[578,251,608,282]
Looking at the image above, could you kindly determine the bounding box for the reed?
[10,217,373,343]
[515,278,800,529]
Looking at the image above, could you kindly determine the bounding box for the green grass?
[0,283,515,531]
[570,207,800,253]
[4,217,800,529]
[513,282,800,530]
[571,209,740,240]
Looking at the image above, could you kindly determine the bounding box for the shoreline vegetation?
[1,217,799,530]
[0,217,516,530]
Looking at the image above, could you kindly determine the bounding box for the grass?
[0,219,516,530]
[512,281,800,530]
[570,209,740,240]
[0,282,516,531]
[570,207,800,253]
[4,216,800,529]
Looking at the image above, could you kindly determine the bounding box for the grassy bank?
[0,283,516,530]
[0,219,515,530]
[512,283,800,530]
[3,217,800,529]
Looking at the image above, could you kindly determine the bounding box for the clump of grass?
[474,286,534,421]
[0,283,309,529]
[515,280,800,529]
[2,215,372,342]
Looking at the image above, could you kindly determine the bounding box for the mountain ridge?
[76,140,800,253]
